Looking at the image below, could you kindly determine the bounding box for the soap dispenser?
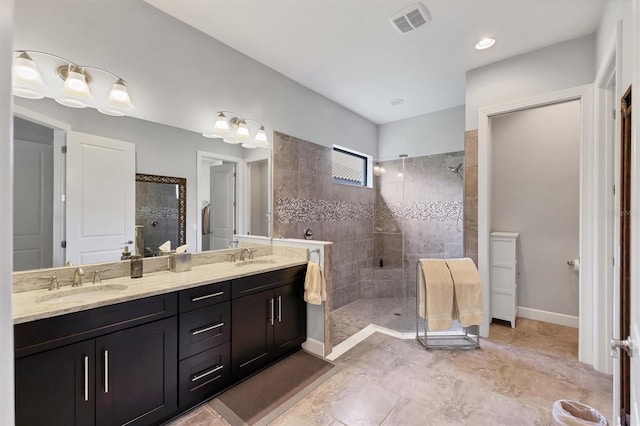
[121,245,132,260]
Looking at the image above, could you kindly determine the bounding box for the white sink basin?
[35,284,129,304]
[234,259,277,267]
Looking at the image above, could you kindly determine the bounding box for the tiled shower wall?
[272,132,374,310]
[363,152,465,298]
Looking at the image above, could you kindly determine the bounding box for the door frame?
[13,105,69,268]
[242,148,272,238]
[477,85,596,365]
[196,150,243,251]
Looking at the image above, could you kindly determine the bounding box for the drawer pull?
[191,365,223,382]
[191,291,224,302]
[83,355,89,402]
[192,322,225,335]
[104,349,109,394]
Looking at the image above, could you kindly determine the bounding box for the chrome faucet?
[239,248,255,261]
[72,268,85,287]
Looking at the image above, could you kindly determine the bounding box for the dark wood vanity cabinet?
[231,265,307,381]
[14,264,307,425]
[14,294,178,426]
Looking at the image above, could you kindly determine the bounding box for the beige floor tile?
[381,397,463,426]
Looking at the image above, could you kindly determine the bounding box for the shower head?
[448,163,463,180]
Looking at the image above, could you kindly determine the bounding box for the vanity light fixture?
[202,111,270,149]
[12,50,134,116]
[475,37,496,50]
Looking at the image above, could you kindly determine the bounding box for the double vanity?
[12,249,309,426]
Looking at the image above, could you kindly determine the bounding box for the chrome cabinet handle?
[104,349,109,394]
[270,298,274,326]
[277,296,282,323]
[84,355,89,402]
[191,365,223,382]
[191,291,224,302]
[192,322,224,336]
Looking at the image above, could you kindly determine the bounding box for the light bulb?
[475,38,496,50]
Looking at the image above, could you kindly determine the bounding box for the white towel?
[446,258,484,327]
[304,261,326,305]
[419,259,455,331]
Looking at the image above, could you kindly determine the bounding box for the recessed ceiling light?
[390,98,404,106]
[475,38,496,50]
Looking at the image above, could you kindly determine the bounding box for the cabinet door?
[273,282,306,358]
[95,317,177,426]
[231,289,274,381]
[15,340,95,426]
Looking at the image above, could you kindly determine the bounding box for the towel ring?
[308,248,321,263]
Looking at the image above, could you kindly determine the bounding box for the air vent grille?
[390,2,431,34]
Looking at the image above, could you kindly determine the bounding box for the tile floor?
[167,317,612,426]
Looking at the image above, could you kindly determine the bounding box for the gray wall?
[596,0,632,89]
[466,34,596,130]
[491,101,581,316]
[377,105,465,160]
[14,0,377,155]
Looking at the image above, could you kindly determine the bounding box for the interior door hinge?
[61,240,67,248]
[613,109,616,120]
[613,185,616,195]
[61,146,67,154]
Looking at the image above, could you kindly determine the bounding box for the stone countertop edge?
[13,255,308,325]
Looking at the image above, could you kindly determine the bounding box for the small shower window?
[332,145,372,187]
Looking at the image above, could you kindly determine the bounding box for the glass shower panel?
[370,151,465,334]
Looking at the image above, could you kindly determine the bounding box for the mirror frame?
[135,173,187,247]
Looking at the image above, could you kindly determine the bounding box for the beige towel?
[446,258,483,327]
[419,259,455,331]
[304,261,326,305]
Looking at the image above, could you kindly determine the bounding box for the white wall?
[14,0,377,156]
[491,101,581,317]
[1,1,14,423]
[597,0,632,89]
[466,35,596,130]
[377,105,464,160]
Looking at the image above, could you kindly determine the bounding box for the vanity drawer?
[179,281,230,313]
[179,302,230,359]
[231,265,307,299]
[179,342,230,408]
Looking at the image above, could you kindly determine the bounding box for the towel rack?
[415,260,480,350]
[308,248,321,263]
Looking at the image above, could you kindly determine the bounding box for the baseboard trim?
[302,337,324,357]
[517,306,579,328]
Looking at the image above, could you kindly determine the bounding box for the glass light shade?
[14,53,45,85]
[107,79,133,109]
[254,126,269,147]
[55,96,88,108]
[235,119,250,139]
[214,113,230,131]
[98,107,126,117]
[63,70,92,99]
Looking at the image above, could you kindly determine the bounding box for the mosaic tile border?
[136,206,179,220]
[277,197,374,223]
[375,200,462,222]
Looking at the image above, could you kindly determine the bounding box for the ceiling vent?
[390,3,431,34]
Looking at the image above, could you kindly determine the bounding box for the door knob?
[611,336,634,357]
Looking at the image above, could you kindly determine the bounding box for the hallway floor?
[167,318,612,425]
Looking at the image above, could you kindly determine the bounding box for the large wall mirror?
[136,174,186,256]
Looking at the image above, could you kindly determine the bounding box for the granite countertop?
[13,255,307,325]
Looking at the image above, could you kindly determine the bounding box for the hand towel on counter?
[419,259,455,331]
[446,258,484,327]
[304,261,327,305]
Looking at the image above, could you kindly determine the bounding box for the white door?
[210,163,236,250]
[66,131,135,265]
[13,139,53,271]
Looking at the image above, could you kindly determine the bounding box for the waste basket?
[552,400,608,426]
